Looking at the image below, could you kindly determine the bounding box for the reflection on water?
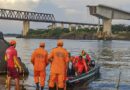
[90,40,130,90]
[1,38,130,90]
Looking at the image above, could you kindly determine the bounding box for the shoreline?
[25,28,130,41]
[17,36,130,41]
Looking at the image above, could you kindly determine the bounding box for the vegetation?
[27,28,97,39]
[112,24,130,33]
[26,24,130,40]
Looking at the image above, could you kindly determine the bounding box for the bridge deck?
[0,8,98,26]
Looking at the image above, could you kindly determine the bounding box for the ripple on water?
[2,38,130,90]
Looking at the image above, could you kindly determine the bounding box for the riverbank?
[26,28,97,40]
[25,27,130,40]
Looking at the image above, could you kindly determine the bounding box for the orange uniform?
[31,45,48,87]
[75,56,89,74]
[48,40,69,89]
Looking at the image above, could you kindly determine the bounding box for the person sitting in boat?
[81,50,91,67]
[75,55,88,75]
[67,53,75,77]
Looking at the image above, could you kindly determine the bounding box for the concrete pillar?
[69,24,72,31]
[82,25,85,29]
[97,18,101,33]
[94,26,97,29]
[52,23,56,30]
[76,25,78,30]
[48,25,52,29]
[22,20,30,37]
[88,26,91,30]
[61,23,64,29]
[77,25,82,30]
[97,25,100,33]
[102,19,112,39]
[85,25,89,29]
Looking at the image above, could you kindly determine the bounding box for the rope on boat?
[116,68,121,90]
[115,51,122,90]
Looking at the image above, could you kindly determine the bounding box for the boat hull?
[66,65,100,88]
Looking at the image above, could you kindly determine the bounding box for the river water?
[1,37,130,90]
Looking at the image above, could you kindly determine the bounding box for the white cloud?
[48,0,130,23]
[0,0,41,10]
[0,0,40,3]
[0,0,130,33]
[32,0,40,2]
[49,0,130,12]
[0,0,43,34]
[65,9,77,15]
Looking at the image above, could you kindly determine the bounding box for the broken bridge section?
[88,4,130,39]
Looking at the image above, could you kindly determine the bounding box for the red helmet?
[39,42,45,47]
[9,40,16,45]
[57,39,63,46]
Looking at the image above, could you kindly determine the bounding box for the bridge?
[0,8,99,36]
[88,4,130,39]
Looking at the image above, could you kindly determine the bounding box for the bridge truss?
[0,8,55,22]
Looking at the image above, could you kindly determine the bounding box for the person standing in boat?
[67,53,75,77]
[31,42,48,90]
[81,50,96,68]
[81,50,91,67]
[48,39,69,90]
[5,40,23,90]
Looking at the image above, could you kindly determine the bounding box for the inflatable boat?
[66,65,100,88]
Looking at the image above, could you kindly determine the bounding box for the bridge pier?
[69,24,72,31]
[102,19,112,39]
[97,18,101,33]
[22,20,30,37]
[61,23,64,29]
[88,4,130,39]
[52,23,56,30]
[78,25,83,29]
[89,26,92,29]
[76,25,78,30]
[82,25,85,29]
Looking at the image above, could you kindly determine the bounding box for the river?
[1,37,130,90]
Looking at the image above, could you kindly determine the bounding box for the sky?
[0,0,130,34]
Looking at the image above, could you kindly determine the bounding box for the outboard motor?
[90,60,95,67]
[67,61,75,76]
[0,31,4,39]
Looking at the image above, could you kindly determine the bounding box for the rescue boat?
[66,65,100,88]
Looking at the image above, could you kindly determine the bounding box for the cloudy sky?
[0,0,130,34]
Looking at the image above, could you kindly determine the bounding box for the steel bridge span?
[0,8,99,36]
